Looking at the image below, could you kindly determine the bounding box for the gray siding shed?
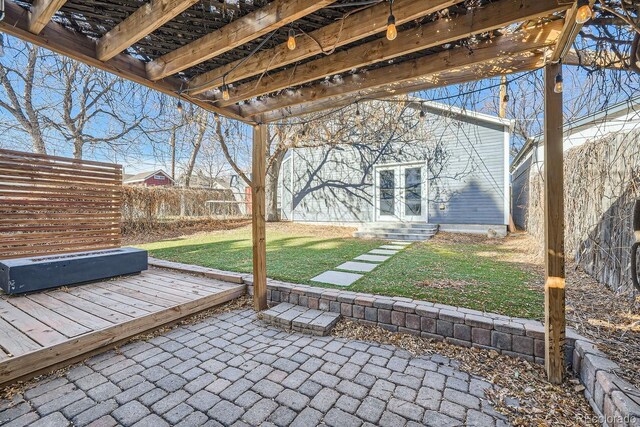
[279,102,510,227]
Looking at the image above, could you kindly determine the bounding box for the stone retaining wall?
[243,277,577,365]
[572,340,640,426]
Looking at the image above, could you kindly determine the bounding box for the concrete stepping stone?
[310,270,363,287]
[261,303,340,336]
[336,261,378,273]
[380,245,406,250]
[370,249,399,255]
[354,254,390,263]
[390,241,412,246]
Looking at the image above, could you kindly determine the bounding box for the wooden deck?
[0,267,245,386]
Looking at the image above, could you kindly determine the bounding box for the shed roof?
[123,169,174,184]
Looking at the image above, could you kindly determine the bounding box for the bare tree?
[0,37,160,160]
[212,112,307,221]
[183,110,209,188]
[0,43,48,154]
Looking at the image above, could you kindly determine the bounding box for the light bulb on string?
[386,0,397,41]
[355,103,362,126]
[221,78,230,101]
[575,0,592,24]
[554,72,563,94]
[176,99,183,114]
[419,109,425,124]
[287,28,296,51]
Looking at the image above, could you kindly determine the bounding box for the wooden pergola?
[0,0,599,383]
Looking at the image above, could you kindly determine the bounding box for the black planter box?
[0,247,148,294]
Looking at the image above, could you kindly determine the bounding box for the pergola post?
[543,62,566,384]
[252,123,268,311]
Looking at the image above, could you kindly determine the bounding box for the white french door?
[375,163,427,222]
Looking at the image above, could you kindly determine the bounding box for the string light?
[419,109,426,123]
[287,28,296,51]
[575,0,593,24]
[386,0,397,41]
[554,72,563,94]
[221,77,230,101]
[355,103,362,125]
[273,71,536,127]
[176,99,183,113]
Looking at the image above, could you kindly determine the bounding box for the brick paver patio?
[0,308,510,427]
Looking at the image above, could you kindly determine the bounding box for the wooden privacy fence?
[0,149,122,259]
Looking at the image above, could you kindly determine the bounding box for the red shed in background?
[123,170,174,187]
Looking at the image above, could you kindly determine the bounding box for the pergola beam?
[218,0,569,107]
[146,0,337,81]
[96,0,200,62]
[28,0,67,34]
[550,0,594,62]
[0,1,247,122]
[188,0,462,96]
[240,22,562,117]
[261,52,546,122]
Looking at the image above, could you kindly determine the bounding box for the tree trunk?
[73,138,83,159]
[184,122,206,188]
[266,148,286,222]
[170,128,177,179]
[30,132,47,155]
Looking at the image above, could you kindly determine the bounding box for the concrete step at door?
[359,223,438,232]
[352,231,437,241]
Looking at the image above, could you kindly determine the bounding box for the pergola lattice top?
[0,0,589,124]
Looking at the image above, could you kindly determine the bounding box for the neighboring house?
[278,100,512,236]
[123,170,174,187]
[511,97,640,229]
[185,171,232,190]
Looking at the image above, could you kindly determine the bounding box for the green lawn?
[138,225,543,319]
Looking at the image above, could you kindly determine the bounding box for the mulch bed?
[122,218,251,245]
[332,320,597,427]
[565,267,640,389]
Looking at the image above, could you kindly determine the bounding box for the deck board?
[0,316,40,356]
[26,293,115,330]
[0,299,68,346]
[0,267,245,386]
[6,297,91,338]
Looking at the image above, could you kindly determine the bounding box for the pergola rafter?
[28,0,67,34]
[241,21,563,118]
[145,0,338,81]
[216,0,569,108]
[187,0,462,96]
[260,53,548,122]
[96,0,201,62]
[0,0,603,384]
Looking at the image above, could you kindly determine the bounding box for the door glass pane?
[379,170,395,216]
[405,167,422,216]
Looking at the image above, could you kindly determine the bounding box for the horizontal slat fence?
[0,149,123,259]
